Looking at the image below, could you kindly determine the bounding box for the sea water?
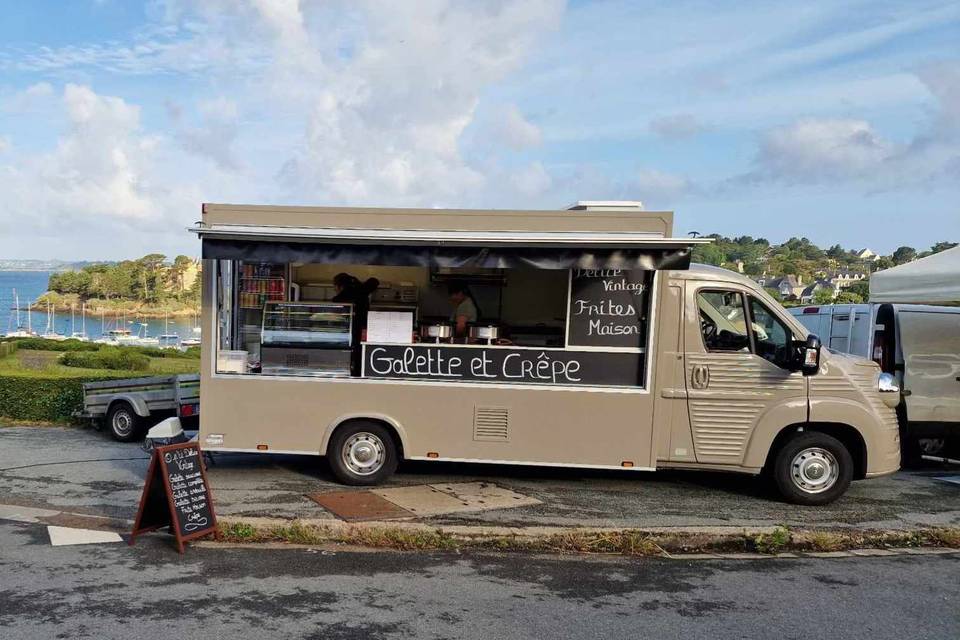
[0,271,198,340]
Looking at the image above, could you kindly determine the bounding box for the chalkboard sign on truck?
[566,269,652,349]
[130,442,218,553]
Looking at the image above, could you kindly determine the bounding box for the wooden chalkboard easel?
[130,442,220,553]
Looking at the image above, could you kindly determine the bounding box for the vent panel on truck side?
[473,406,510,442]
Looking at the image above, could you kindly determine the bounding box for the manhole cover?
[306,490,415,522]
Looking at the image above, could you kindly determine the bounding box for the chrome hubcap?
[790,447,839,494]
[112,411,132,436]
[342,432,386,476]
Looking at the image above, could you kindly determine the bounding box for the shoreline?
[20,303,199,319]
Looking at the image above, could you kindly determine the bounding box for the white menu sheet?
[366,311,414,344]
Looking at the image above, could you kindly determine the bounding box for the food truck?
[192,201,901,505]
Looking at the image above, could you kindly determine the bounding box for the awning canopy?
[193,224,707,270]
[870,245,960,303]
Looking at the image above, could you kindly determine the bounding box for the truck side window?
[748,297,793,367]
[696,291,750,352]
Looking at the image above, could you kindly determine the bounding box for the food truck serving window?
[212,260,655,390]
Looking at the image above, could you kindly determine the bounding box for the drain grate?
[306,491,415,521]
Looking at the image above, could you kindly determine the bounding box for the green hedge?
[0,341,18,359]
[126,345,201,359]
[61,348,150,371]
[0,374,118,422]
[8,338,100,352]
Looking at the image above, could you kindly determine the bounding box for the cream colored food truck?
[193,202,900,505]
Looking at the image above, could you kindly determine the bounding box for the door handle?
[691,364,710,389]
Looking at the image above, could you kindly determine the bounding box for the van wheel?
[107,402,144,443]
[772,432,852,506]
[327,422,398,486]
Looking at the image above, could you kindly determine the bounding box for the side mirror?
[799,334,821,376]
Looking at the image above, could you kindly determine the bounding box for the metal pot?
[469,324,500,344]
[421,323,453,343]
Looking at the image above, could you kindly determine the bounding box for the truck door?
[684,286,808,465]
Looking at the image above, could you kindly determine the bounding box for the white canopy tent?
[869,245,960,303]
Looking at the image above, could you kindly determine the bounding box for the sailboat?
[181,309,201,347]
[157,313,181,349]
[69,302,89,341]
[40,300,67,340]
[4,289,35,338]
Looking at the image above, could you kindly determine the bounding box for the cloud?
[755,118,894,182]
[272,1,564,204]
[648,113,704,140]
[748,61,960,188]
[491,104,543,150]
[509,161,552,196]
[0,136,9,153]
[170,96,241,171]
[633,167,692,202]
[0,84,188,238]
[2,81,55,112]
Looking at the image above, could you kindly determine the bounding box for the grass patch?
[753,526,792,554]
[215,521,960,556]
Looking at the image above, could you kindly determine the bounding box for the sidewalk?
[2,426,958,537]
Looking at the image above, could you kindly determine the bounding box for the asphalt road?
[1,520,957,640]
[2,426,959,530]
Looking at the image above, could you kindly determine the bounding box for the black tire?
[106,402,145,443]
[326,421,399,486]
[772,432,853,506]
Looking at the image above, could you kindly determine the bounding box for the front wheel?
[772,432,853,506]
[326,422,398,486]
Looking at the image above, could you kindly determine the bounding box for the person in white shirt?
[447,281,479,339]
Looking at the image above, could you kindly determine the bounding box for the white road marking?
[0,504,61,524]
[47,526,123,546]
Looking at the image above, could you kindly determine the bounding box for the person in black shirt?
[332,273,379,374]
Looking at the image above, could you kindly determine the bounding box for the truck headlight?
[878,372,900,408]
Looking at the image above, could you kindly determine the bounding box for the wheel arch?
[107,395,150,418]
[763,422,867,480]
[321,413,408,459]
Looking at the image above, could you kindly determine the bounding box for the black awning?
[202,238,692,270]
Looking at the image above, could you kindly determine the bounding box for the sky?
[0,0,957,260]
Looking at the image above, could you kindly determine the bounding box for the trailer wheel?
[107,402,144,443]
[326,421,398,486]
[772,432,853,506]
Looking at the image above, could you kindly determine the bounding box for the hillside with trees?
[691,237,957,306]
[36,254,201,317]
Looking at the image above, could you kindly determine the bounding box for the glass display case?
[260,302,354,376]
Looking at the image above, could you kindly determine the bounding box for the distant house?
[827,270,866,288]
[755,274,804,299]
[800,280,839,303]
[855,248,880,262]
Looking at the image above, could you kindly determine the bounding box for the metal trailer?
[74,374,200,442]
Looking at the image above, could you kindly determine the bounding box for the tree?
[847,280,870,300]
[693,243,725,266]
[891,246,916,265]
[835,291,864,304]
[812,288,835,305]
[929,241,958,255]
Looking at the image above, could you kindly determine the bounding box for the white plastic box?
[216,350,248,373]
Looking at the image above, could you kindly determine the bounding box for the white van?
[790,303,960,457]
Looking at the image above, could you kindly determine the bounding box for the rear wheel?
[772,432,853,506]
[326,421,398,486]
[106,402,145,443]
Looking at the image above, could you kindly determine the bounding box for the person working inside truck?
[447,280,479,339]
[333,273,379,374]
